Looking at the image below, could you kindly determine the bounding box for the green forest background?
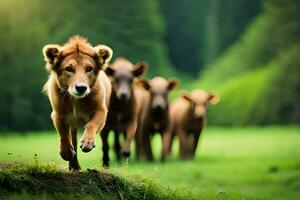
[0,0,299,131]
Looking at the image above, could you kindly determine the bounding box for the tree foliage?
[0,0,171,131]
[160,0,261,74]
[0,0,299,130]
[193,0,300,125]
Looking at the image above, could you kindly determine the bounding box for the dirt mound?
[0,163,185,200]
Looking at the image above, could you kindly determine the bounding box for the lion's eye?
[86,66,94,73]
[65,66,74,73]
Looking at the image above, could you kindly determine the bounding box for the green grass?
[1,126,300,199]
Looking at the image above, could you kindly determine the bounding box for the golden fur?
[169,89,219,159]
[43,36,113,170]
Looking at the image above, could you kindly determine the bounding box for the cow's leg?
[121,120,137,158]
[167,133,175,155]
[69,127,80,170]
[192,130,202,158]
[135,123,143,160]
[161,129,171,161]
[101,129,110,167]
[135,133,142,160]
[143,131,153,161]
[114,130,121,161]
[177,129,189,159]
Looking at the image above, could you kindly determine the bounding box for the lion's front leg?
[51,112,76,161]
[80,108,107,152]
[69,127,80,170]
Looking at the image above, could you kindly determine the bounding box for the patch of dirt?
[0,163,180,200]
[0,168,116,199]
[0,162,21,170]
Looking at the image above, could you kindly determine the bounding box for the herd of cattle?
[42,36,219,170]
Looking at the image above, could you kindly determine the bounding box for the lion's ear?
[42,44,62,70]
[94,45,113,66]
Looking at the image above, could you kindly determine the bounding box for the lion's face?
[43,36,113,99]
[56,53,98,98]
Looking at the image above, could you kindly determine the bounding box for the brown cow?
[101,57,147,167]
[135,77,179,161]
[42,36,113,170]
[169,89,219,159]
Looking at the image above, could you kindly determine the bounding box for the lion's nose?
[75,84,87,94]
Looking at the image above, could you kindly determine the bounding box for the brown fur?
[135,77,179,161]
[101,57,147,167]
[169,89,219,159]
[42,36,113,170]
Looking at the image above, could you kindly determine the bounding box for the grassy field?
[1,126,300,199]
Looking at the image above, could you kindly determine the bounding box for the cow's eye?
[86,66,94,73]
[65,66,74,73]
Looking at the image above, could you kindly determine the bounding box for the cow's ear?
[167,78,179,91]
[105,66,115,77]
[181,92,193,102]
[139,79,151,90]
[133,61,148,77]
[42,44,62,70]
[207,92,220,105]
[94,45,113,65]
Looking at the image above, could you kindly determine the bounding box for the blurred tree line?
[0,0,171,131]
[0,0,299,131]
[160,0,261,74]
[194,0,300,125]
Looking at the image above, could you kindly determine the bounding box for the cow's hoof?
[69,165,80,171]
[80,137,95,152]
[103,162,110,168]
[60,148,76,161]
[121,149,131,158]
